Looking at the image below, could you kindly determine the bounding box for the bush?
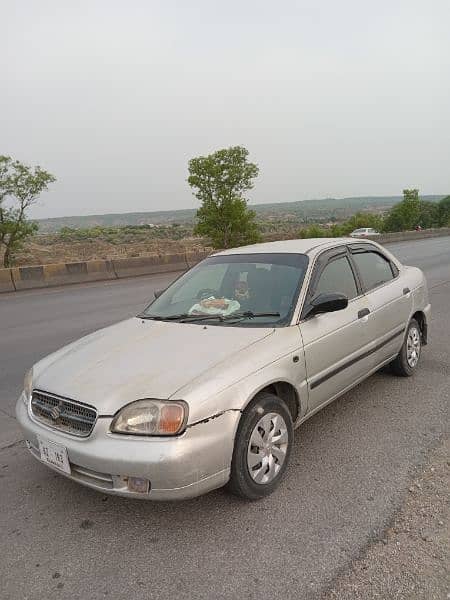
[53,224,195,244]
[299,225,327,238]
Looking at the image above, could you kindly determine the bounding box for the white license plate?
[37,436,71,475]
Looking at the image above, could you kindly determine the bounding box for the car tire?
[227,392,293,500]
[390,318,422,377]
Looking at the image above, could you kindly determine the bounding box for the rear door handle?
[403,287,411,295]
[358,308,370,319]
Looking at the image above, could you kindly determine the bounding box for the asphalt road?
[1,237,449,600]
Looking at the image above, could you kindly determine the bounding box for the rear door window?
[352,251,394,291]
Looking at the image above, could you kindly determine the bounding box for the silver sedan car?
[349,228,381,238]
[16,238,430,500]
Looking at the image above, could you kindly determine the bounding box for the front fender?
[174,327,307,425]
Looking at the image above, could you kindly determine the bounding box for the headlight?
[23,368,33,404]
[110,400,188,436]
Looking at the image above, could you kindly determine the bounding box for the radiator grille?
[30,391,97,437]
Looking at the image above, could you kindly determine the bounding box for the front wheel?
[227,392,293,500]
[390,318,422,376]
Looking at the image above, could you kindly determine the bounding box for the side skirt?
[294,353,398,429]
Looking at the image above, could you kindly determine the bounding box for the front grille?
[30,391,97,437]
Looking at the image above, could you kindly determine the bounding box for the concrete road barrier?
[10,265,48,290]
[85,259,117,281]
[112,253,188,279]
[4,254,189,293]
[0,268,15,293]
[185,250,211,268]
[10,260,117,290]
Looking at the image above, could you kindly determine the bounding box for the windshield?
[141,253,309,327]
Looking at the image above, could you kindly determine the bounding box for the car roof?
[211,237,402,268]
[213,238,357,257]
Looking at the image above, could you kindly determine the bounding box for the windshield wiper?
[178,313,228,322]
[223,311,281,322]
[138,313,224,323]
[138,311,281,324]
[179,311,281,323]
[139,313,229,322]
[138,313,191,321]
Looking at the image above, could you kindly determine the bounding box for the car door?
[299,247,373,413]
[348,244,412,368]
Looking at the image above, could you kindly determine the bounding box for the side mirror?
[154,288,165,299]
[306,292,348,318]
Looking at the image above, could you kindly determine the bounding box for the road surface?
[0,237,449,600]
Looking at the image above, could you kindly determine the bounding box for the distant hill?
[34,195,446,233]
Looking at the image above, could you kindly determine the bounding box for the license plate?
[37,436,71,475]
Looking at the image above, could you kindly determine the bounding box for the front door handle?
[403,287,411,295]
[358,308,370,319]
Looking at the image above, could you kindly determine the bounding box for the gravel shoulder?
[323,436,450,600]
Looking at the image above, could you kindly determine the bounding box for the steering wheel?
[196,288,218,300]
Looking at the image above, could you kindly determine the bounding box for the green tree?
[418,200,440,229]
[0,156,56,267]
[383,189,421,232]
[337,212,384,235]
[188,146,261,249]
[438,195,450,226]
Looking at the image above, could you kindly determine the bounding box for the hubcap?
[406,326,421,368]
[247,412,288,484]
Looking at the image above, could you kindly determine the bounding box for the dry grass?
[12,236,213,267]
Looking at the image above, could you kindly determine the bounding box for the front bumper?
[16,394,240,500]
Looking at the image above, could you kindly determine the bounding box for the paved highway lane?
[0,270,182,421]
[0,237,449,600]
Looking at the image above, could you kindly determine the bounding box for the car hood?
[33,317,274,415]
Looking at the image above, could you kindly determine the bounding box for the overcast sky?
[2,0,450,219]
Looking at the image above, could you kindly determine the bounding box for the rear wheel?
[227,392,293,500]
[390,318,422,376]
